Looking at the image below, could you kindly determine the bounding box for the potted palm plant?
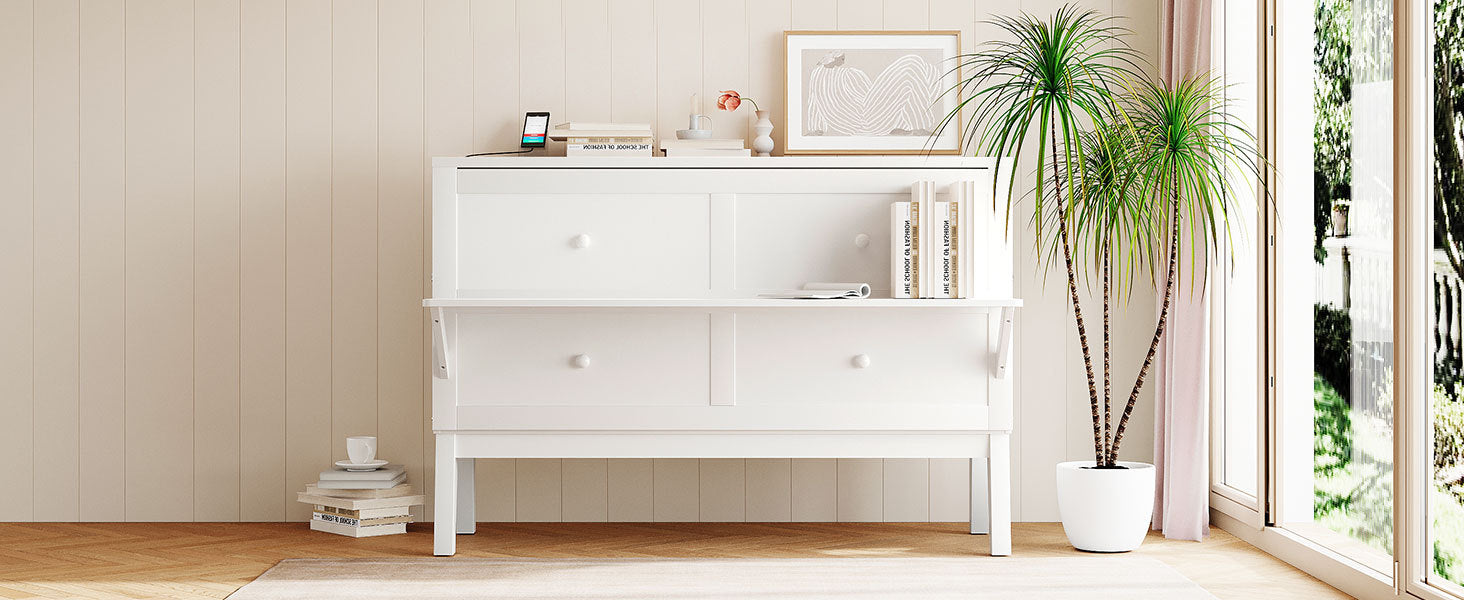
[939,6,1262,552]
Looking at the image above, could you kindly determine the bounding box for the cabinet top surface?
[432,156,1002,169]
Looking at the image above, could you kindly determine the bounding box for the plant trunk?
[1103,236,1112,462]
[1049,123,1104,466]
[1108,180,1182,464]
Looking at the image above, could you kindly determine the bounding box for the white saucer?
[335,459,388,472]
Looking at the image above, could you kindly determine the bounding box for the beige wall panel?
[745,0,789,149]
[474,459,517,522]
[125,0,196,522]
[240,0,289,522]
[377,0,427,523]
[0,0,34,522]
[836,458,881,522]
[564,0,611,123]
[698,458,746,522]
[745,458,792,522]
[790,458,836,521]
[701,0,748,141]
[607,0,657,128]
[883,0,927,28]
[470,0,518,154]
[283,0,334,523]
[655,0,701,147]
[78,0,127,522]
[562,458,610,522]
[652,458,699,522]
[835,0,881,28]
[881,458,929,522]
[515,458,563,522]
[791,0,837,29]
[607,458,654,522]
[928,458,971,522]
[193,0,243,522]
[517,0,566,155]
[32,0,82,523]
[330,0,381,463]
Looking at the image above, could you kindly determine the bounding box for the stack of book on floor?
[659,138,751,157]
[550,122,654,156]
[890,180,982,299]
[298,465,424,538]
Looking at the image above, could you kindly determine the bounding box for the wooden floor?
[0,522,1349,599]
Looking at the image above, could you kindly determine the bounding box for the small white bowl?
[676,128,712,140]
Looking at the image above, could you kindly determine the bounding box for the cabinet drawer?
[734,193,901,294]
[454,312,710,407]
[735,313,991,409]
[455,193,709,294]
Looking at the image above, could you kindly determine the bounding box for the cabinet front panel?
[454,312,710,407]
[734,193,901,294]
[455,193,710,294]
[735,312,990,409]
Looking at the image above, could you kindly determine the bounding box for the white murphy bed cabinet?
[427,157,1020,556]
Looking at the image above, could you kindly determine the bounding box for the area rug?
[226,557,1218,599]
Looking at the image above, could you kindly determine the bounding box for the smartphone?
[521,112,550,148]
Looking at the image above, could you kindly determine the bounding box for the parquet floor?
[0,522,1349,599]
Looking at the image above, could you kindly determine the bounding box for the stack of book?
[890,180,982,299]
[298,465,424,538]
[550,122,654,156]
[659,138,751,157]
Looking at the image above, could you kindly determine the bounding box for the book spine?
[313,512,362,527]
[891,202,914,299]
[909,191,922,298]
[937,201,953,299]
[950,198,961,299]
[912,181,937,298]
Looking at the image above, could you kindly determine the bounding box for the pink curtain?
[1152,0,1213,542]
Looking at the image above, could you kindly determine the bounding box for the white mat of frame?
[226,556,1218,599]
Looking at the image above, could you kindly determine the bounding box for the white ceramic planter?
[1055,460,1156,552]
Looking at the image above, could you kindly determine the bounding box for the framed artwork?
[782,30,963,155]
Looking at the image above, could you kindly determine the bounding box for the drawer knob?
[851,354,871,369]
[853,233,870,249]
[571,354,592,369]
[571,233,593,249]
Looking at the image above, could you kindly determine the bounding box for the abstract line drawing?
[803,49,942,137]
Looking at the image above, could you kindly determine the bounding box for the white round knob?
[853,233,870,249]
[851,354,871,369]
[571,354,591,369]
[571,233,592,249]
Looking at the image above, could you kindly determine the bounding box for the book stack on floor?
[659,138,751,157]
[550,122,654,156]
[298,465,424,538]
[890,180,984,299]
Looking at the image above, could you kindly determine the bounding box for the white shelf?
[423,297,1022,309]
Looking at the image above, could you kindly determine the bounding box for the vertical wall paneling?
[331,0,381,465]
[607,458,653,522]
[606,0,656,129]
[561,458,609,522]
[744,0,789,149]
[655,0,702,149]
[652,458,699,521]
[835,0,881,28]
[0,0,34,522]
[377,0,427,521]
[881,458,929,521]
[283,0,334,522]
[125,0,196,521]
[701,0,748,142]
[744,458,791,521]
[563,0,611,124]
[424,0,473,521]
[193,0,244,522]
[516,0,566,155]
[240,0,289,522]
[475,457,516,521]
[790,0,838,29]
[470,0,518,154]
[78,0,127,521]
[882,0,927,29]
[790,458,836,521]
[928,457,971,521]
[33,0,82,522]
[836,458,882,522]
[515,458,563,522]
[698,458,746,522]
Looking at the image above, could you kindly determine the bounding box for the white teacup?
[346,436,377,464]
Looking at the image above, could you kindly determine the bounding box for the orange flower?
[716,90,759,112]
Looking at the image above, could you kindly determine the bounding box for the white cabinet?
[427,157,1019,557]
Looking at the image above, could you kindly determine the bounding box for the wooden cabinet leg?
[987,433,1012,556]
[433,434,457,556]
[455,458,476,534]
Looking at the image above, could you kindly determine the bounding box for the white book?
[891,202,914,299]
[312,511,412,528]
[953,180,977,299]
[659,138,747,150]
[314,504,412,520]
[314,472,407,490]
[319,464,404,481]
[566,142,652,155]
[935,201,954,299]
[556,122,650,131]
[912,181,938,298]
[309,518,407,538]
[298,491,426,511]
[665,148,752,157]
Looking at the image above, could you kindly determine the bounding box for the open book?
[757,282,872,300]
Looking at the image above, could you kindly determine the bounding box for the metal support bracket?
[432,307,450,380]
[995,306,1015,379]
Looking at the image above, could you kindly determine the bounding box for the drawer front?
[454,312,710,407]
[735,313,991,410]
[734,193,902,294]
[455,193,709,294]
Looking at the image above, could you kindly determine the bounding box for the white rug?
[227,557,1219,599]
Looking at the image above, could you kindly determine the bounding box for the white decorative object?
[346,436,377,464]
[335,458,389,472]
[427,156,1018,557]
[752,110,775,156]
[1055,461,1157,552]
[783,31,962,154]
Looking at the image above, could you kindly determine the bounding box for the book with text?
[890,202,914,298]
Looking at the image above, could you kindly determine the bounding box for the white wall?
[0,0,1157,523]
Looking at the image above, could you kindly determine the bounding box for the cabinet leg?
[969,458,990,534]
[433,435,457,556]
[987,433,1012,556]
[456,458,476,534]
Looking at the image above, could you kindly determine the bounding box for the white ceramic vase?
[752,110,774,156]
[1055,460,1156,552]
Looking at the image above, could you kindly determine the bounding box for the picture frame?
[782,30,963,155]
